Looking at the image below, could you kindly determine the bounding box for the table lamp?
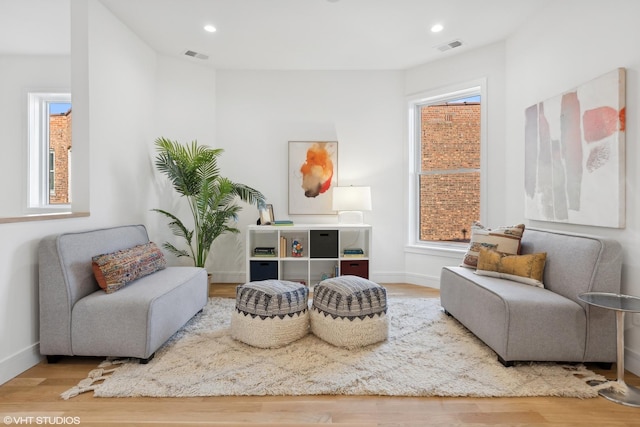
[332,186,372,224]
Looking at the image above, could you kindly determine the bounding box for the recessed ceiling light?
[204,24,216,33]
[431,24,444,33]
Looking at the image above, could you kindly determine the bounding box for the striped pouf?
[311,275,388,348]
[231,280,309,348]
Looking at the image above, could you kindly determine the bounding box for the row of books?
[279,236,288,257]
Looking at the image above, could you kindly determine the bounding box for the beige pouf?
[311,275,388,348]
[231,280,309,348]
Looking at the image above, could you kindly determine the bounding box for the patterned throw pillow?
[92,242,166,294]
[461,222,525,268]
[475,247,547,288]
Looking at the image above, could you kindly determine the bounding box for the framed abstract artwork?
[288,141,338,215]
[524,68,625,228]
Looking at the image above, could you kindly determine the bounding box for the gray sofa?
[39,224,208,363]
[440,227,622,366]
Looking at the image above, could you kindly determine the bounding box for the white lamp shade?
[332,186,372,211]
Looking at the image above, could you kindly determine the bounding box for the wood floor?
[2,283,639,426]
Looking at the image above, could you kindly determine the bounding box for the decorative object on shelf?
[152,137,265,268]
[273,220,294,226]
[258,202,274,225]
[332,185,372,224]
[291,237,303,257]
[524,68,625,228]
[288,141,338,215]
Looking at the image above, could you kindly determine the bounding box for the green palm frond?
[152,137,265,268]
[161,242,192,259]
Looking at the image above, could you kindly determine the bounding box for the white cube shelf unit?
[246,224,372,286]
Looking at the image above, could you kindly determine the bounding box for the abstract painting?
[524,68,625,228]
[288,141,338,215]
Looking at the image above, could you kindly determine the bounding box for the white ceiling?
[2,0,550,70]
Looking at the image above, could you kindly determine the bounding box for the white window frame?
[49,149,55,195]
[406,79,487,254]
[27,91,72,213]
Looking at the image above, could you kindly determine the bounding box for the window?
[49,150,55,195]
[408,82,486,248]
[28,92,72,211]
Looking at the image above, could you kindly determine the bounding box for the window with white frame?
[28,92,72,211]
[408,83,485,247]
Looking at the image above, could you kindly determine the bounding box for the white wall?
[504,0,640,375]
[403,42,507,286]
[214,70,406,283]
[149,55,217,255]
[0,55,70,217]
[86,0,157,226]
[0,0,214,385]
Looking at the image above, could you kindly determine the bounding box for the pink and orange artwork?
[289,141,338,214]
[300,142,334,198]
[524,68,625,228]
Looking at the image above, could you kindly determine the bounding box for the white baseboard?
[625,345,640,377]
[210,271,245,284]
[0,343,43,386]
[369,271,406,284]
[402,272,441,289]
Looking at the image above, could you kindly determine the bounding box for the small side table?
[578,292,640,407]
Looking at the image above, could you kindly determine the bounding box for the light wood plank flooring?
[2,283,639,426]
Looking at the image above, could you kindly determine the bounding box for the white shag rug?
[63,297,608,399]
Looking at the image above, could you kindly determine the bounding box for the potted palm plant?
[153,137,265,269]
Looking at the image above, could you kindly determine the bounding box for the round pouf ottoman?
[231,280,309,348]
[311,275,388,348]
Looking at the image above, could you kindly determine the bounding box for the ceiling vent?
[435,39,463,52]
[183,50,209,60]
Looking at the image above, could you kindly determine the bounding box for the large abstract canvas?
[524,68,625,228]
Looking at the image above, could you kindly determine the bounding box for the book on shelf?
[254,247,276,256]
[342,248,364,257]
[343,248,364,254]
[279,236,287,257]
[273,220,294,226]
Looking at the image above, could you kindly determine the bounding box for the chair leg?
[595,362,613,370]
[140,353,155,364]
[498,355,514,367]
[46,355,63,364]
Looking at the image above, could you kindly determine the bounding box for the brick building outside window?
[419,102,480,243]
[48,108,72,204]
